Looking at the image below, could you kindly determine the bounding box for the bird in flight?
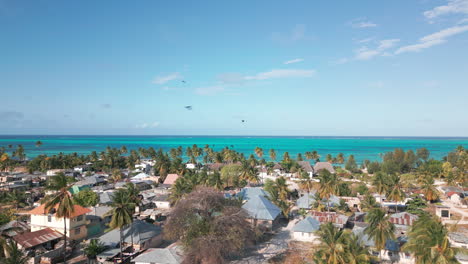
[185,106,192,110]
[242,120,245,123]
[181,80,186,83]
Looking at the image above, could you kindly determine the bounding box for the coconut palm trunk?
[119,227,124,261]
[63,217,67,264]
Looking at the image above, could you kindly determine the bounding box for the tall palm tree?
[35,141,43,148]
[107,189,135,260]
[314,223,348,264]
[254,147,263,159]
[372,172,389,207]
[345,233,373,264]
[239,161,259,184]
[386,175,406,212]
[42,173,75,264]
[317,170,339,214]
[404,214,460,264]
[364,208,395,259]
[83,239,106,264]
[336,153,345,164]
[124,183,140,250]
[269,149,276,161]
[421,176,439,202]
[311,150,320,162]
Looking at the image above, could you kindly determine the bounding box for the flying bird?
[181,80,186,83]
[242,120,245,123]
[184,106,192,110]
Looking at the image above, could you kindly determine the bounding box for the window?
[76,215,83,221]
[441,210,449,218]
[48,215,52,222]
[75,227,81,235]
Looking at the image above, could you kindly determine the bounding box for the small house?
[292,216,320,242]
[242,195,281,230]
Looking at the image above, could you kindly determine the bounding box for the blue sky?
[1,0,468,136]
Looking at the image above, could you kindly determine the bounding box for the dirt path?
[231,219,298,263]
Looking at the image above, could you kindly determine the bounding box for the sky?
[1,0,468,136]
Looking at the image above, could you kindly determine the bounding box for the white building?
[28,204,91,241]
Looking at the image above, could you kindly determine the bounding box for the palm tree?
[317,170,339,214]
[421,176,439,202]
[107,189,135,260]
[269,149,276,161]
[372,172,389,207]
[124,183,140,250]
[239,161,259,184]
[35,141,43,148]
[42,173,75,264]
[345,233,373,264]
[364,208,395,259]
[326,154,333,163]
[336,153,345,164]
[254,147,263,159]
[404,214,459,264]
[1,240,29,264]
[386,175,406,212]
[311,150,320,162]
[360,194,378,212]
[314,223,348,264]
[83,239,106,264]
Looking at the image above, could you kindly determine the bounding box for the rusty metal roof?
[13,228,63,249]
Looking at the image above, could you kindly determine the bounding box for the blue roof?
[293,216,320,233]
[238,187,270,200]
[242,195,281,221]
[296,193,316,209]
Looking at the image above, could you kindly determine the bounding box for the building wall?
[30,214,88,240]
[292,231,318,242]
[154,201,170,209]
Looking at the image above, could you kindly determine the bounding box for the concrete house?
[28,204,91,241]
[133,247,183,264]
[242,195,281,230]
[98,220,163,251]
[292,216,320,242]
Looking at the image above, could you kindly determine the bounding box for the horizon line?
[1,134,468,139]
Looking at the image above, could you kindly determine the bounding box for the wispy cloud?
[217,73,246,84]
[284,58,304,64]
[424,0,468,19]
[195,85,225,95]
[245,69,316,80]
[368,81,385,88]
[0,111,24,124]
[350,18,378,28]
[332,58,349,65]
[395,25,468,54]
[272,24,307,44]
[136,122,160,129]
[356,37,374,43]
[152,72,181,85]
[101,103,111,109]
[355,39,400,60]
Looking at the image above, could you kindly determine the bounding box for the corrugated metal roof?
[13,228,62,249]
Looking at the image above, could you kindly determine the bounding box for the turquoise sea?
[0,135,467,163]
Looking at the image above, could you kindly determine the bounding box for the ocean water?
[0,135,467,163]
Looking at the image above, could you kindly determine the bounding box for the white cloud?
[424,0,468,19]
[244,69,316,80]
[355,49,380,60]
[217,73,245,84]
[395,39,446,54]
[284,58,304,64]
[395,25,468,54]
[136,122,160,129]
[377,39,400,50]
[152,72,181,85]
[333,58,349,65]
[350,18,378,28]
[420,24,468,42]
[195,85,225,95]
[354,39,399,60]
[356,37,374,43]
